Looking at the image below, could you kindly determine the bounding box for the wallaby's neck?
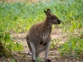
[43,18,52,28]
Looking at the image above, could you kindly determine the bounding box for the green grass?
[0,0,83,58]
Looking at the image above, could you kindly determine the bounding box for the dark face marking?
[48,15,61,24]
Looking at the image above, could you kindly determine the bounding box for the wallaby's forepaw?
[32,60,36,62]
[45,59,51,62]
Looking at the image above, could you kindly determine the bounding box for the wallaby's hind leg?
[27,42,32,55]
[26,35,32,55]
[45,41,51,62]
[29,43,39,62]
[29,42,36,62]
[26,35,36,62]
[36,52,39,59]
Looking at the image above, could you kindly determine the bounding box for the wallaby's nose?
[59,21,61,24]
[58,20,61,24]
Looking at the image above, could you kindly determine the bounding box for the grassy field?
[0,0,83,62]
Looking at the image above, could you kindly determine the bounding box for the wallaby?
[26,9,61,62]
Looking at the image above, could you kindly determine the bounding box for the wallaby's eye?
[53,17,56,19]
[52,16,56,19]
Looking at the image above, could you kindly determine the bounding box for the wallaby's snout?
[44,9,61,24]
[58,20,61,24]
[54,17,61,24]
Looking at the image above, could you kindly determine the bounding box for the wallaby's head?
[44,9,61,24]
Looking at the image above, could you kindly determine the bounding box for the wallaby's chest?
[41,30,51,41]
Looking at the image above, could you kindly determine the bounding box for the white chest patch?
[42,30,50,41]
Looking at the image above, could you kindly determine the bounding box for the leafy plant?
[58,36,83,58]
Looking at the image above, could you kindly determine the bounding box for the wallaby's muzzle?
[57,19,61,24]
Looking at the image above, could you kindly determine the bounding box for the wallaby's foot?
[32,60,36,62]
[45,59,51,62]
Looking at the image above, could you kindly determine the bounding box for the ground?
[0,28,83,62]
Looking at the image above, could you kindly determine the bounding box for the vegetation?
[0,0,83,60]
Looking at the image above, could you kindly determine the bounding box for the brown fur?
[26,9,61,62]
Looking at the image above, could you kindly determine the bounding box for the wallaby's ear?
[44,10,47,14]
[47,9,51,13]
[44,9,51,17]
